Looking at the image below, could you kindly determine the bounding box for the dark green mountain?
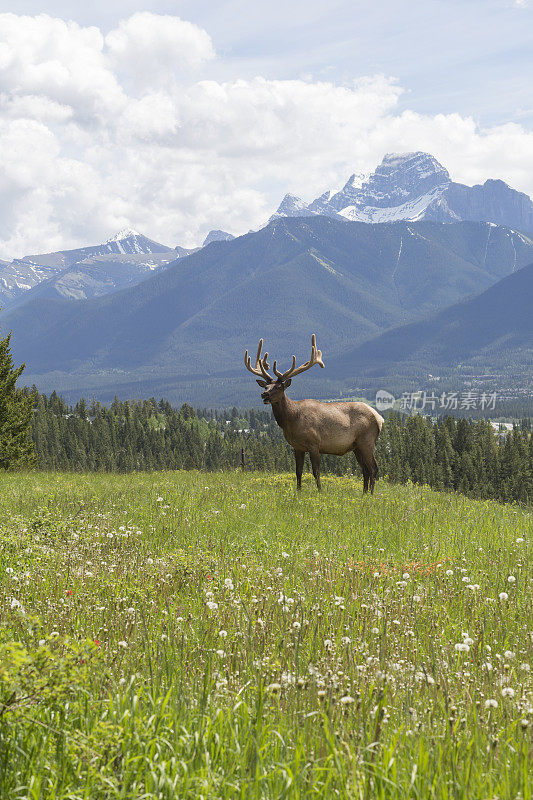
[327,262,533,380]
[2,217,532,403]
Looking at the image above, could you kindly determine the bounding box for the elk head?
[244,335,324,404]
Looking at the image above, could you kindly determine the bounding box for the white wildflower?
[340,695,355,705]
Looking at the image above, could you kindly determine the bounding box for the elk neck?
[270,391,296,429]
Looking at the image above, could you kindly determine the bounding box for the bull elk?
[244,335,384,493]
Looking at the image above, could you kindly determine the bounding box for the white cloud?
[0,11,532,259]
[105,12,215,89]
[0,13,125,126]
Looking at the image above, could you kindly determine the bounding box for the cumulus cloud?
[105,12,215,88]
[0,11,532,258]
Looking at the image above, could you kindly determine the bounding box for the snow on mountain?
[103,229,173,256]
[339,184,451,223]
[107,227,141,242]
[325,171,368,212]
[202,230,236,246]
[271,152,533,235]
[0,230,175,308]
[269,193,312,222]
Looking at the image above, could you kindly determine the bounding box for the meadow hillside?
[0,471,531,799]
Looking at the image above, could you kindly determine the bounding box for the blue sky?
[0,0,532,256]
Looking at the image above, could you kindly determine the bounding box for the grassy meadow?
[0,470,532,799]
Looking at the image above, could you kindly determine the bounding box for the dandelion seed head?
[340,695,355,705]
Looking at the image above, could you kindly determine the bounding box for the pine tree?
[0,330,35,470]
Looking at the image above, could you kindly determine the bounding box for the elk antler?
[273,334,325,382]
[244,338,274,383]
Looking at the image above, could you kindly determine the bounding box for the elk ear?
[256,379,268,388]
[284,378,292,388]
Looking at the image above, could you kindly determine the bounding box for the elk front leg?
[309,451,322,492]
[294,449,305,491]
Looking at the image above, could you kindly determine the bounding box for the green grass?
[0,471,531,799]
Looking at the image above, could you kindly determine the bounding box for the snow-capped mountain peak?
[269,151,533,234]
[269,193,310,222]
[202,230,236,246]
[106,227,142,243]
[102,229,172,255]
[327,171,368,211]
[362,152,450,207]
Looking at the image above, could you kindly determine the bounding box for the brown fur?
[262,386,383,493]
[244,336,383,494]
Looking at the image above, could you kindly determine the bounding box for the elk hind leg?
[358,441,379,495]
[309,451,322,492]
[353,446,370,494]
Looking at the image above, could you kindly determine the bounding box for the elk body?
[244,335,384,493]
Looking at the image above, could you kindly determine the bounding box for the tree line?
[30,392,532,504]
[0,325,531,504]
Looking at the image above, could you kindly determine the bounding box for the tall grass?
[0,471,531,798]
